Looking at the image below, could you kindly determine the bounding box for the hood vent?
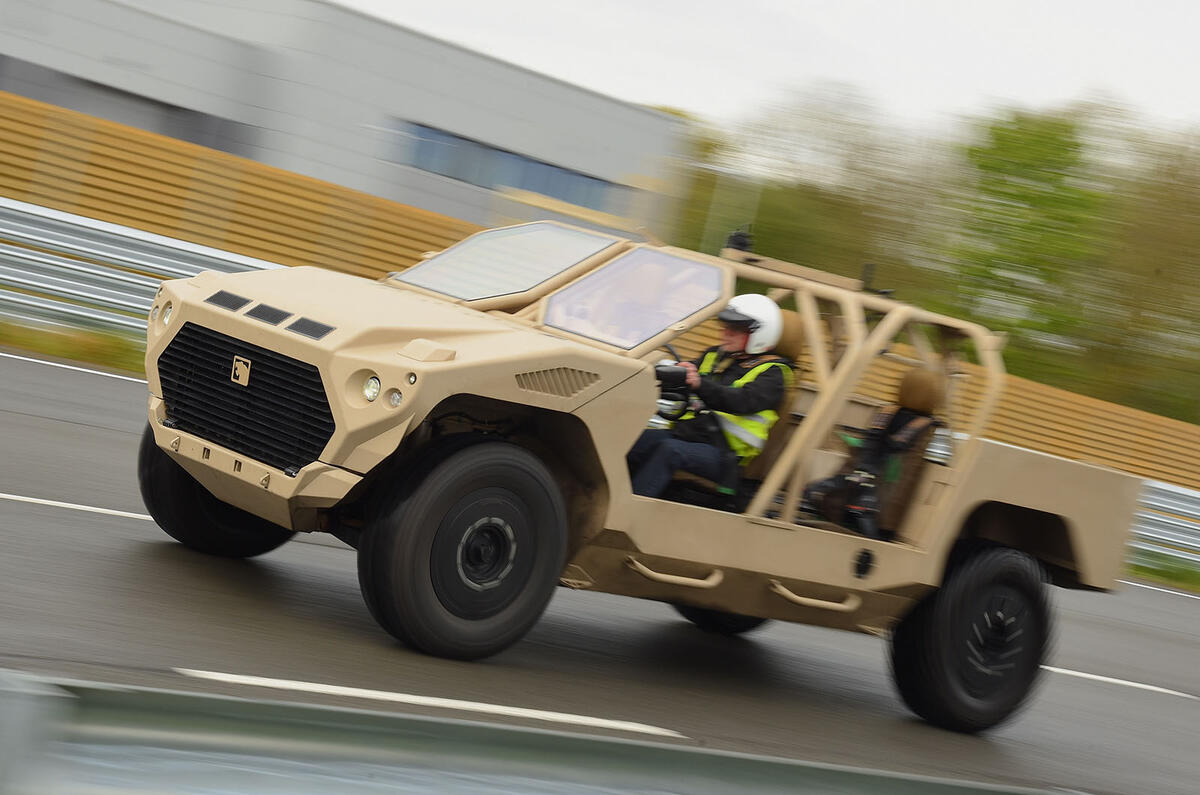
[515,368,600,398]
[246,303,292,325]
[287,317,335,340]
[205,290,251,311]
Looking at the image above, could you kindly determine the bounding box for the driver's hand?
[680,361,700,389]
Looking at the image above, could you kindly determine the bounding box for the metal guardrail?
[0,196,280,333]
[0,669,1051,794]
[0,198,1197,570]
[1132,480,1200,566]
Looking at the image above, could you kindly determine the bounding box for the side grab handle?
[769,579,861,612]
[626,557,724,589]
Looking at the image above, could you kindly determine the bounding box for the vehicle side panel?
[914,440,1142,589]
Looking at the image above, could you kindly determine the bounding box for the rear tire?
[357,442,567,660]
[889,547,1050,733]
[672,604,768,635]
[137,424,295,558]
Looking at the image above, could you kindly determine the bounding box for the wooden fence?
[0,92,478,278]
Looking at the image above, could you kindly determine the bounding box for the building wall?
[0,0,686,234]
[0,0,262,125]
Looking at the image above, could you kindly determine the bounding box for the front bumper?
[148,396,361,531]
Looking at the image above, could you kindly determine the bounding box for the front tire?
[672,604,769,635]
[137,424,295,558]
[357,442,567,661]
[889,547,1051,733]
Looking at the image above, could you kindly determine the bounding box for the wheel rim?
[958,584,1033,700]
[430,488,532,620]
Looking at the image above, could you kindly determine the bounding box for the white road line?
[174,668,687,739]
[0,351,146,383]
[1042,666,1198,701]
[1118,579,1200,601]
[0,492,153,521]
[0,491,348,551]
[4,486,1196,711]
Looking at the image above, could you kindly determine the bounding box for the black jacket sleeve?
[695,363,786,415]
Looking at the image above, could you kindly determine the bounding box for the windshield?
[392,222,620,301]
[543,248,724,349]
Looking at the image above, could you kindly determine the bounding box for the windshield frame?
[532,244,735,358]
[387,221,631,312]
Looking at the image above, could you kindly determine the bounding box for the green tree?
[1083,134,1200,421]
[954,111,1107,365]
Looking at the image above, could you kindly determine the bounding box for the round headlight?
[150,305,159,322]
[388,389,403,408]
[363,376,381,402]
[161,302,173,325]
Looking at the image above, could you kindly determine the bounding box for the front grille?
[158,322,336,472]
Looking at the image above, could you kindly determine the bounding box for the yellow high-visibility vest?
[681,351,793,461]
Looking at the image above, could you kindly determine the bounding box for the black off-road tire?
[137,424,295,558]
[672,604,769,635]
[889,547,1051,733]
[357,441,567,661]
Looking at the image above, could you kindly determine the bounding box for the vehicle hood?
[165,266,645,401]
[182,265,525,340]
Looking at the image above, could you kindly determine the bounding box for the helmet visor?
[718,306,759,330]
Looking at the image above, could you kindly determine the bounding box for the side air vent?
[515,368,601,398]
[246,304,291,325]
[287,317,335,340]
[205,290,251,311]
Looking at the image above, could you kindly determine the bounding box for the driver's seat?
[666,308,805,510]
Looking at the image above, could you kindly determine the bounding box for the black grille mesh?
[158,323,335,472]
[287,317,335,340]
[205,290,251,311]
[246,304,291,325]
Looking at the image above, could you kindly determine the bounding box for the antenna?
[860,263,894,298]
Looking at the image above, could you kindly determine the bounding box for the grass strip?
[1128,551,1200,594]
[0,320,144,376]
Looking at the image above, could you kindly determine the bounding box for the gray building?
[0,0,687,235]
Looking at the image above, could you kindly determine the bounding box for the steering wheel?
[654,361,700,422]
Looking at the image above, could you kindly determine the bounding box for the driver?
[627,294,793,498]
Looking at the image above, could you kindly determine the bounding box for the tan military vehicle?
[137,221,1141,733]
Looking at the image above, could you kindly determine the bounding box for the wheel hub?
[456,516,516,591]
[962,586,1030,698]
[431,488,534,621]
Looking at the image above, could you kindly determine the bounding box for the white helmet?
[718,293,782,354]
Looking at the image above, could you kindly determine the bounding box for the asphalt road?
[1,351,1197,795]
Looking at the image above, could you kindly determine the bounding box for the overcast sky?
[337,0,1197,131]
